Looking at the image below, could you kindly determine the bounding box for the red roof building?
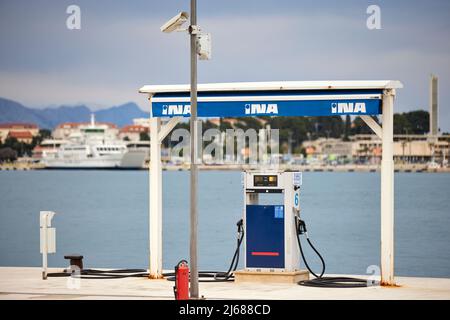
[120,125,149,134]
[7,131,34,143]
[56,122,117,129]
[0,123,39,143]
[0,123,38,130]
[52,121,119,139]
[119,125,149,141]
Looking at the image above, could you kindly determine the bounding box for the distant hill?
[95,102,149,127]
[0,97,149,129]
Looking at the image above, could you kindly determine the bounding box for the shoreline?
[1,163,449,173]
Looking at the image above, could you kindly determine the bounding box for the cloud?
[0,71,150,111]
[0,1,449,130]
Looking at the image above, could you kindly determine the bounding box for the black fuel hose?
[47,219,244,282]
[47,268,149,279]
[163,219,244,282]
[295,217,369,288]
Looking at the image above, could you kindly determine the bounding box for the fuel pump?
[242,170,369,288]
[242,170,303,272]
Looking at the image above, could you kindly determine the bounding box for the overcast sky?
[0,0,449,131]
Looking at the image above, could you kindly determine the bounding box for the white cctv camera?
[160,12,189,33]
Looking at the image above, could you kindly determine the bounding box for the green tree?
[39,129,51,139]
[308,116,344,139]
[351,116,379,135]
[343,115,351,141]
[234,117,263,131]
[219,119,233,131]
[3,137,29,157]
[405,110,429,134]
[0,147,17,162]
[268,117,311,151]
[394,110,429,134]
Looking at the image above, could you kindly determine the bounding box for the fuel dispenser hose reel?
[163,218,244,282]
[46,219,244,282]
[47,215,369,287]
[294,216,369,288]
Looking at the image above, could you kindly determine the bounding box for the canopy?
[139,79,402,286]
[139,80,402,118]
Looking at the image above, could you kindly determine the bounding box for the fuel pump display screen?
[254,175,278,187]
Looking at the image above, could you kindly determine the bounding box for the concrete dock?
[0,267,449,300]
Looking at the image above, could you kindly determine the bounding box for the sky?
[0,0,449,131]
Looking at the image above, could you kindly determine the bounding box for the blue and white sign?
[293,172,302,187]
[294,191,300,211]
[274,206,284,219]
[151,89,383,118]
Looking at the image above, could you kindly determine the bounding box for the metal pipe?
[189,0,199,298]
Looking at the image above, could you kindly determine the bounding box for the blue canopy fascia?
[140,81,403,118]
[150,89,383,118]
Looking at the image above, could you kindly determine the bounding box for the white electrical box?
[40,211,55,227]
[39,210,57,279]
[196,33,211,60]
[293,172,302,187]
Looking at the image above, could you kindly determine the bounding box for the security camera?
[160,12,189,33]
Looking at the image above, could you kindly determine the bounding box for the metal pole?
[189,0,199,298]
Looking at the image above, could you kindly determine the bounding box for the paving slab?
[0,267,449,300]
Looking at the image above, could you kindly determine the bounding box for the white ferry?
[42,115,147,169]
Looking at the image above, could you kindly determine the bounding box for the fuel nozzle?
[295,217,307,235]
[236,218,244,234]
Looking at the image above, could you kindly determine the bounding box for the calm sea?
[0,170,449,277]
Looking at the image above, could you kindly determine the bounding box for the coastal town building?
[6,131,34,144]
[52,122,118,140]
[0,123,39,143]
[132,118,151,128]
[208,117,268,128]
[301,134,449,165]
[119,124,149,141]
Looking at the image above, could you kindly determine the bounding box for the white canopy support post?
[149,115,162,278]
[361,115,382,139]
[380,89,395,285]
[158,117,183,143]
[149,109,182,278]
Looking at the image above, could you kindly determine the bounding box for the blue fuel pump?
[243,171,302,272]
[242,170,370,288]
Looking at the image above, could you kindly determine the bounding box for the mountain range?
[0,97,149,129]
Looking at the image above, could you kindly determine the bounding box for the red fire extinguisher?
[174,260,189,300]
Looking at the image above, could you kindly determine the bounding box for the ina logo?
[162,104,191,116]
[244,103,278,115]
[331,102,366,114]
